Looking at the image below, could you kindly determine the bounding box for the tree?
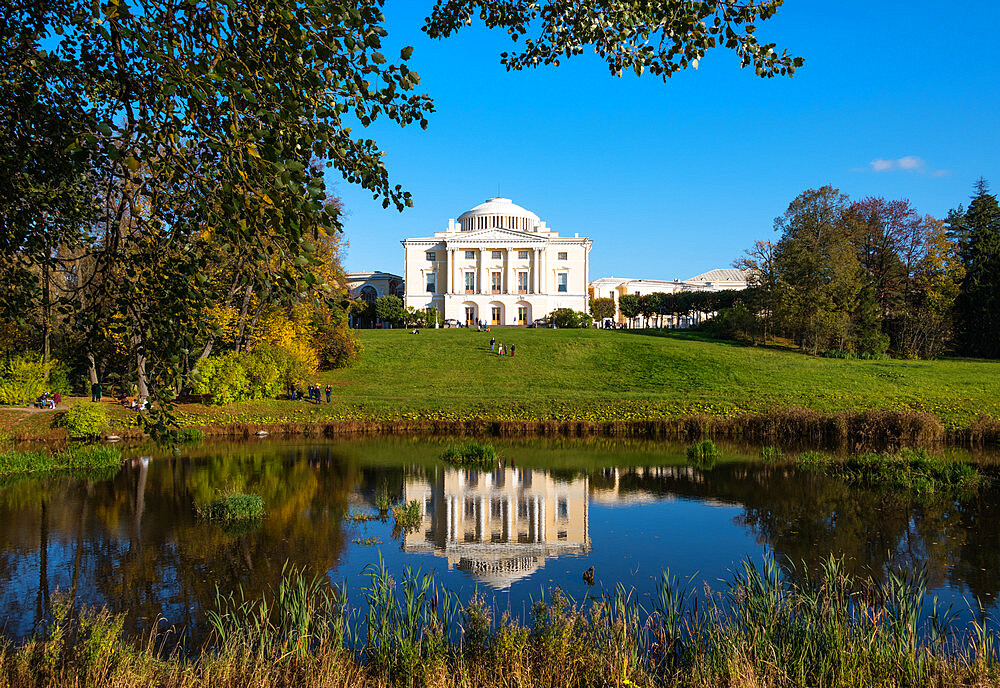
[618,294,641,328]
[955,179,1000,357]
[2,0,801,433]
[589,298,616,323]
[375,295,405,327]
[772,186,861,353]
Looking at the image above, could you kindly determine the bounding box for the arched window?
[360,285,377,303]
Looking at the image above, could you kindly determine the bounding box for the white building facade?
[402,198,592,326]
[589,269,750,327]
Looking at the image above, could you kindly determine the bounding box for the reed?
[796,448,982,495]
[197,492,265,521]
[391,500,423,532]
[3,553,996,688]
[440,440,499,466]
[0,445,122,477]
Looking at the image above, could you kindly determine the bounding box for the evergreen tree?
[955,179,1000,357]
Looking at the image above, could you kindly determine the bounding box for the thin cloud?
[854,156,947,177]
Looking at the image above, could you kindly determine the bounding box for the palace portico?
[402,198,592,326]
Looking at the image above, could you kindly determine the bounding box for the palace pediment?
[444,228,547,246]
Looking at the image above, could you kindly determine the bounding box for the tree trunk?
[234,284,254,353]
[42,262,51,381]
[86,352,98,386]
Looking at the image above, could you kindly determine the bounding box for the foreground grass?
[4,556,997,688]
[0,445,122,477]
[4,330,1000,440]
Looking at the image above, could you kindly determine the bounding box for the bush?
[549,308,593,329]
[61,404,110,439]
[318,321,361,369]
[194,343,315,405]
[0,354,52,406]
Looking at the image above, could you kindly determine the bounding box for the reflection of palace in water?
[403,467,590,589]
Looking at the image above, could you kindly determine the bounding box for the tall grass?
[796,448,982,495]
[0,445,122,477]
[440,441,499,466]
[3,553,996,687]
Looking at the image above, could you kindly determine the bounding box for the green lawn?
[4,329,999,438]
[308,329,998,429]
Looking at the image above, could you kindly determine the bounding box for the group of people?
[489,336,515,358]
[307,383,332,404]
[35,391,61,409]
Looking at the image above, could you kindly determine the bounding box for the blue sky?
[334,1,1000,280]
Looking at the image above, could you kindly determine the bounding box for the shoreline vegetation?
[2,331,999,447]
[0,445,122,478]
[3,556,998,688]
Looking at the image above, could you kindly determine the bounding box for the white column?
[506,248,514,294]
[480,250,488,294]
[446,249,454,294]
[533,248,540,293]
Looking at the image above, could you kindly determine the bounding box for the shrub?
[440,441,499,466]
[549,308,593,329]
[794,449,981,495]
[0,354,52,406]
[194,343,315,405]
[318,321,361,369]
[198,493,265,521]
[62,404,110,439]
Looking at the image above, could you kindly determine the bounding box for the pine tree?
[955,179,1000,357]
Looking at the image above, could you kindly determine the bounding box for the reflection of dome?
[456,197,540,232]
[457,555,541,590]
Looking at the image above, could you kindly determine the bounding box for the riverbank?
[3,330,999,446]
[2,558,996,688]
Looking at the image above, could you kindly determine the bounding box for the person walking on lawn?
[510,344,515,357]
[325,384,332,403]
[490,336,495,351]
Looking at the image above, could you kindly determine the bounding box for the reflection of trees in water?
[0,446,405,644]
[596,463,1000,603]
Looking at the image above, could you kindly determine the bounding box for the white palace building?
[402,197,592,326]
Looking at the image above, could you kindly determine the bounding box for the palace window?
[425,273,436,294]
[426,251,436,261]
[491,271,501,293]
[557,251,568,260]
[518,250,529,260]
[465,272,475,293]
[517,272,528,293]
[557,273,568,293]
[465,250,475,260]
[491,250,502,260]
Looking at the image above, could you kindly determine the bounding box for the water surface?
[1,437,998,644]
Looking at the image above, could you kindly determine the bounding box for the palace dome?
[456,197,540,232]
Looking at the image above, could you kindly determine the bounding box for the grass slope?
[319,330,1000,428]
[2,329,999,437]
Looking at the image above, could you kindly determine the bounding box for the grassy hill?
[316,329,999,430]
[3,329,999,439]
